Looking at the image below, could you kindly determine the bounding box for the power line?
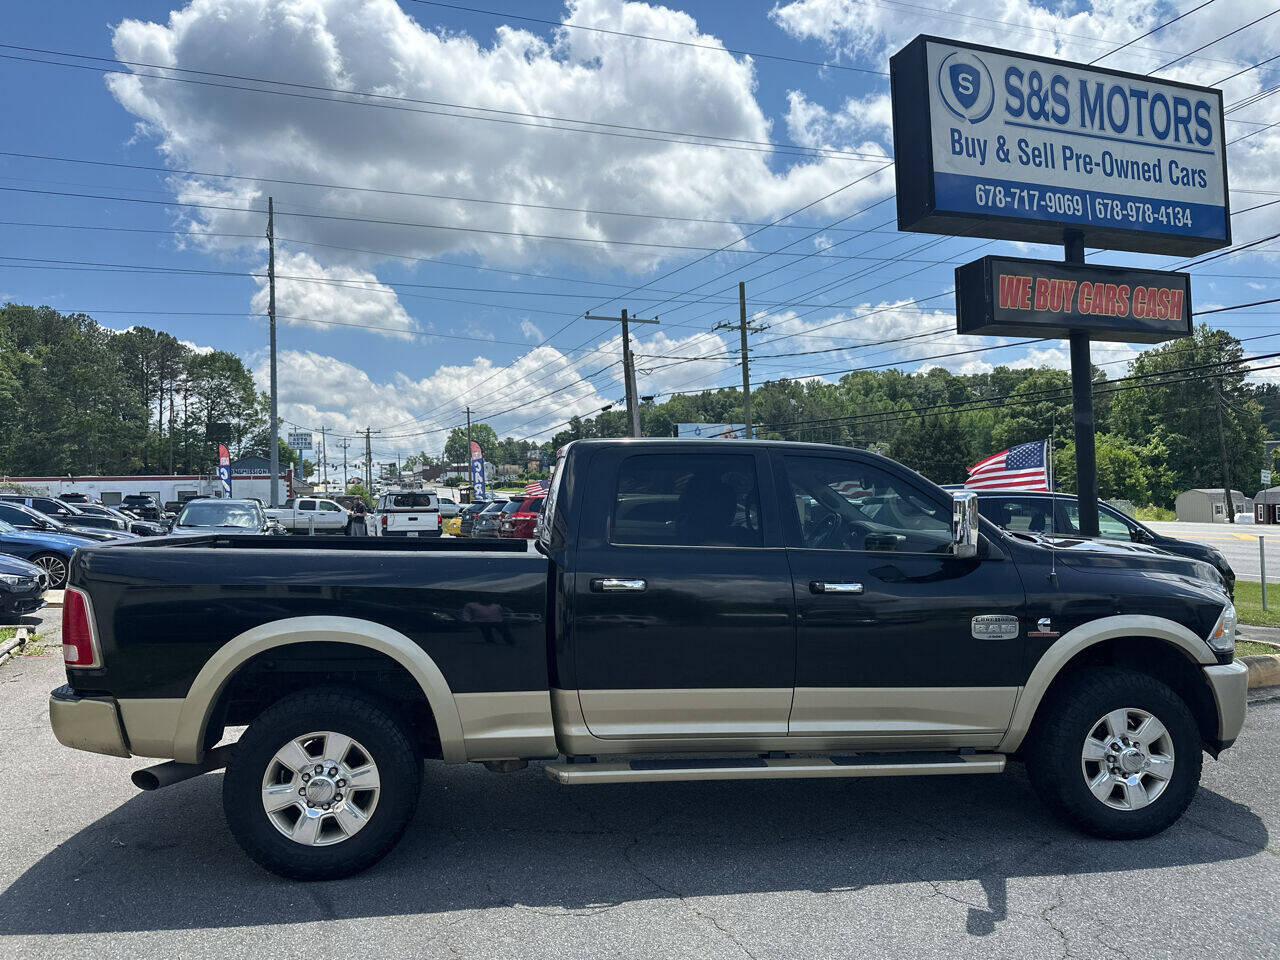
[1151,6,1280,73]
[1089,0,1217,65]
[0,46,884,163]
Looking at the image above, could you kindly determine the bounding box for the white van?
[374,489,441,537]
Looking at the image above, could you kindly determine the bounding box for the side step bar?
[545,752,1005,785]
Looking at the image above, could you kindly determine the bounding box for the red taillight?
[380,514,388,527]
[62,589,98,667]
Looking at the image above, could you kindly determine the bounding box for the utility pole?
[318,425,330,490]
[584,309,659,438]
[1064,231,1099,538]
[267,196,280,508]
[1214,375,1236,523]
[713,282,767,440]
[466,405,473,472]
[363,427,379,493]
[338,439,350,491]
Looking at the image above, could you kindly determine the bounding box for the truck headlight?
[1207,603,1237,656]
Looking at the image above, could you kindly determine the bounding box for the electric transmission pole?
[713,282,767,440]
[363,427,380,493]
[267,196,280,507]
[318,425,330,490]
[584,309,659,437]
[338,439,350,491]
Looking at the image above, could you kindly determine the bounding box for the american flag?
[524,480,548,496]
[965,440,1050,491]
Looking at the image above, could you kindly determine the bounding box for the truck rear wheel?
[1025,667,1201,840]
[222,688,421,880]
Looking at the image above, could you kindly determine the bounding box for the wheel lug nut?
[301,773,311,781]
[334,793,343,802]
[314,764,323,774]
[336,779,346,787]
[322,803,331,811]
[298,787,306,795]
[328,768,338,777]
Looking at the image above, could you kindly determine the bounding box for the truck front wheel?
[223,688,421,880]
[1025,667,1201,839]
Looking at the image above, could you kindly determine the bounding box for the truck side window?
[1062,502,1134,541]
[784,456,951,553]
[611,454,762,547]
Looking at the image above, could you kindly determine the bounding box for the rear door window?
[611,453,762,547]
[978,496,1054,533]
[391,493,437,509]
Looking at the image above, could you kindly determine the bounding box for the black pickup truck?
[49,439,1247,880]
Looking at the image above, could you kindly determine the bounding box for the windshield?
[177,501,262,528]
[500,500,523,515]
[481,502,505,515]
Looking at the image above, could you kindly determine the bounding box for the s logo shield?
[937,51,994,123]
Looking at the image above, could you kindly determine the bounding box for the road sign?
[676,423,747,439]
[955,256,1191,343]
[1264,469,1273,486]
[890,35,1229,255]
[287,431,313,451]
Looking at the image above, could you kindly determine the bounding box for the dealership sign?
[287,431,313,451]
[890,36,1229,255]
[956,256,1191,343]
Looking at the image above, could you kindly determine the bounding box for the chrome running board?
[545,751,1005,784]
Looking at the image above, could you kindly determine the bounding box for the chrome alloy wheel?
[1081,708,1175,811]
[32,555,66,589]
[260,731,381,846]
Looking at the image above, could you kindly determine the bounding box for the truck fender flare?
[173,616,467,764]
[997,614,1212,754]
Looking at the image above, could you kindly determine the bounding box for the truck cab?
[47,439,1247,881]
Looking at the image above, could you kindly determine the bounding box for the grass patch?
[1235,580,1280,627]
[0,627,15,646]
[1237,639,1279,657]
[1133,505,1176,522]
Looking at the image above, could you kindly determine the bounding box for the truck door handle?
[810,581,863,594]
[591,578,647,593]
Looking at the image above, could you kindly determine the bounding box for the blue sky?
[2,0,1277,460]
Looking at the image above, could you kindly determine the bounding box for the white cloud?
[248,250,418,339]
[107,0,892,275]
[520,319,543,341]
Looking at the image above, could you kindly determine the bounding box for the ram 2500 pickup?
[49,439,1247,880]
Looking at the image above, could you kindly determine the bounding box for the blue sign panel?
[469,440,487,500]
[890,36,1230,256]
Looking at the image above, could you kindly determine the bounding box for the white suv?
[374,490,441,537]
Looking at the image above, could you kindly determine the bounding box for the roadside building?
[1255,486,1280,524]
[1174,488,1253,523]
[1,459,294,505]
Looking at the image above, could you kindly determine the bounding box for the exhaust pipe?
[132,744,234,791]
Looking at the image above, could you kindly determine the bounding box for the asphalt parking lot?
[0,613,1276,960]
[1146,521,1277,584]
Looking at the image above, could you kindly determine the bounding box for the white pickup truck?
[373,489,441,537]
[265,497,350,535]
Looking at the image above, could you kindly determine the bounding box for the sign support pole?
[267,196,280,508]
[1064,231,1099,538]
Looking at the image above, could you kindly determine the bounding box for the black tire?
[30,552,69,590]
[223,687,421,880]
[1025,667,1201,840]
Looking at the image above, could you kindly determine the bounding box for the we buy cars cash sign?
[955,256,1191,343]
[890,36,1229,255]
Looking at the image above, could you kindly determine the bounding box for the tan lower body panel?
[454,690,558,760]
[117,698,184,758]
[575,687,793,739]
[552,687,1017,756]
[546,753,1006,784]
[788,686,1019,747]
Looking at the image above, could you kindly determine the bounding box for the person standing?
[348,498,368,536]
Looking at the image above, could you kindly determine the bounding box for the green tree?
[888,412,972,484]
[444,423,499,465]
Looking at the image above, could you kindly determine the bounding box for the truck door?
[571,447,796,739]
[776,451,1026,748]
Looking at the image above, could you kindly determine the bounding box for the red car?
[497,495,545,539]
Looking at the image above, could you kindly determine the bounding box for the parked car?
[266,498,350,535]
[167,498,278,537]
[470,498,515,538]
[456,500,492,537]
[498,495,545,540]
[55,492,92,504]
[0,516,99,588]
[0,501,138,543]
[119,494,165,522]
[0,495,129,533]
[47,439,1245,882]
[441,515,462,537]
[71,502,168,537]
[437,496,461,518]
[975,492,1236,596]
[0,553,48,618]
[373,490,440,538]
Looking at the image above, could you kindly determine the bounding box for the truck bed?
[120,534,529,553]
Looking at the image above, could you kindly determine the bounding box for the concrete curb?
[1242,654,1280,689]
[44,590,64,608]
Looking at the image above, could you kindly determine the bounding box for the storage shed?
[1174,488,1253,523]
[1255,486,1280,525]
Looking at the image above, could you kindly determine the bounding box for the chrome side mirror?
[952,491,979,559]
